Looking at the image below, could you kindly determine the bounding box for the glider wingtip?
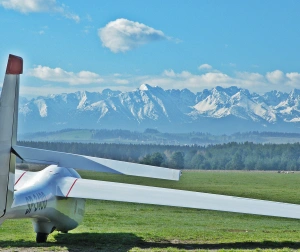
[6,54,23,75]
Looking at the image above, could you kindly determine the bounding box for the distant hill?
[18,85,300,134]
[18,129,300,145]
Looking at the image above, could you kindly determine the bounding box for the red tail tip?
[6,54,23,74]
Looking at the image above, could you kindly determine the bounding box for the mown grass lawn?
[1,171,300,251]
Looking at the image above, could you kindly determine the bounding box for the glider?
[0,54,300,243]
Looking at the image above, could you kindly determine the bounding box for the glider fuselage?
[5,166,85,234]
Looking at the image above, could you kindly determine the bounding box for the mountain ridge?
[18,85,300,134]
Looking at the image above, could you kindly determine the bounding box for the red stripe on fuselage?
[14,171,26,186]
[66,179,79,197]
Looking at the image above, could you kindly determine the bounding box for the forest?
[19,129,300,145]
[18,141,300,171]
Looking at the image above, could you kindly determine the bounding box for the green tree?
[150,152,165,166]
[169,152,184,169]
[230,153,244,170]
[190,152,205,169]
[140,152,165,166]
[140,154,152,165]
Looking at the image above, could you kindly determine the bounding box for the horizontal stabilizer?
[57,177,300,219]
[13,145,181,181]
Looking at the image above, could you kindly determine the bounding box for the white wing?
[13,145,181,181]
[56,177,300,219]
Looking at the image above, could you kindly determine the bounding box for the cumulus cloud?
[235,72,265,84]
[26,63,300,95]
[286,72,300,88]
[163,69,176,77]
[200,72,231,84]
[266,70,286,84]
[0,0,55,12]
[264,70,300,89]
[0,0,80,22]
[198,64,212,71]
[98,18,167,53]
[20,86,104,98]
[28,66,103,85]
[140,70,234,91]
[113,79,129,84]
[138,69,300,93]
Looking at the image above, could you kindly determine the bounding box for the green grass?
[1,171,300,251]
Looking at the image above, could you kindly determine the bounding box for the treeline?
[18,141,300,171]
[91,129,211,144]
[17,141,195,164]
[92,129,149,141]
[232,131,300,138]
[20,129,300,145]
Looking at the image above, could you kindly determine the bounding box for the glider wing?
[57,177,300,219]
[13,145,181,181]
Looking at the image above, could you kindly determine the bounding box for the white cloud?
[235,72,265,82]
[62,11,80,23]
[98,18,167,53]
[266,70,285,84]
[26,64,300,96]
[141,70,234,91]
[20,86,103,98]
[198,64,212,71]
[114,79,129,84]
[163,69,176,77]
[200,72,231,84]
[0,0,80,22]
[82,26,93,34]
[0,0,55,12]
[138,69,300,93]
[28,66,103,85]
[286,72,300,88]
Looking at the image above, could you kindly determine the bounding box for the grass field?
[1,171,300,251]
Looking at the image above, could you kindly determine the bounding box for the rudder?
[0,54,22,218]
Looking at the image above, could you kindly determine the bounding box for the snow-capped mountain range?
[18,84,300,134]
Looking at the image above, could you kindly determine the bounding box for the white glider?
[0,54,300,243]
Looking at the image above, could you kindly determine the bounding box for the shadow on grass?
[1,232,300,251]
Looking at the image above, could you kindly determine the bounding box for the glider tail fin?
[0,54,23,218]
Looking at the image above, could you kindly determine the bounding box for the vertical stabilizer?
[0,54,22,218]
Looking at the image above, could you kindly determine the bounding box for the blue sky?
[0,0,300,98]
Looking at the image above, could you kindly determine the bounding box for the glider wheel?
[36,232,48,243]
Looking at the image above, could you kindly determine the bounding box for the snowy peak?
[262,90,288,106]
[193,87,253,119]
[101,88,121,97]
[17,85,300,134]
[139,83,151,91]
[287,89,300,108]
[290,89,300,99]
